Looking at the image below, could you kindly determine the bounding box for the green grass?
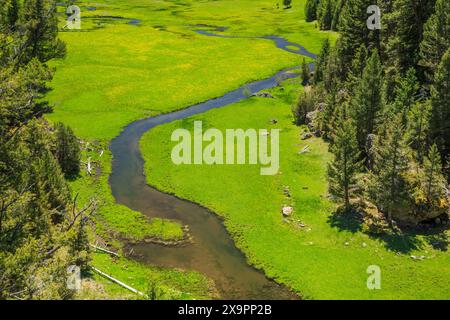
[68,143,184,242]
[47,0,334,244]
[48,0,333,140]
[76,252,216,299]
[140,79,450,299]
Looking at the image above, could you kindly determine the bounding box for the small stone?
[282,206,293,217]
[435,218,441,224]
[344,242,349,246]
[362,242,367,248]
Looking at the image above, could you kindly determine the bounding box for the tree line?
[0,0,90,299]
[294,0,449,226]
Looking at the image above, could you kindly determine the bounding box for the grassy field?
[47,0,335,243]
[47,0,443,299]
[140,78,450,299]
[48,0,332,140]
[76,252,216,299]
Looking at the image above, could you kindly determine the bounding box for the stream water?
[109,28,316,299]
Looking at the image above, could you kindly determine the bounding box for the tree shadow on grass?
[326,206,364,234]
[327,205,449,254]
[369,224,449,254]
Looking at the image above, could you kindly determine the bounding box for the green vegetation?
[140,78,449,299]
[55,122,81,177]
[76,252,215,300]
[0,0,90,299]
[2,0,447,300]
[44,0,335,244]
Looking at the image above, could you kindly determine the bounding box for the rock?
[282,206,293,217]
[344,242,349,246]
[252,92,274,98]
[301,133,313,140]
[362,242,367,248]
[435,217,441,224]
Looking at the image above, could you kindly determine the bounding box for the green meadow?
[140,79,450,299]
[45,0,449,299]
[47,0,334,245]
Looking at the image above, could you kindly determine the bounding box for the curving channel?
[109,28,317,299]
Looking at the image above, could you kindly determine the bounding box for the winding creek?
[109,28,317,299]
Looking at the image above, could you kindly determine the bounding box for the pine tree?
[313,38,330,84]
[390,68,420,125]
[324,48,341,91]
[370,115,410,222]
[429,48,450,161]
[55,122,81,178]
[386,0,436,74]
[301,58,311,85]
[336,0,378,77]
[351,50,383,151]
[406,101,431,164]
[305,0,319,22]
[19,0,66,64]
[321,88,337,136]
[423,144,446,204]
[7,0,20,30]
[331,0,344,31]
[319,0,333,30]
[345,43,368,94]
[328,108,362,211]
[419,0,450,82]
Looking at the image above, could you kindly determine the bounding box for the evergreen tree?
[351,50,383,151]
[7,0,20,30]
[324,48,340,91]
[406,101,431,164]
[369,115,410,222]
[18,0,66,64]
[386,0,436,74]
[55,122,81,178]
[328,108,362,211]
[313,38,330,84]
[390,68,420,125]
[423,144,446,204]
[419,0,450,82]
[321,88,337,136]
[336,0,378,77]
[305,0,319,22]
[429,48,450,161]
[345,43,368,94]
[318,0,333,30]
[301,58,311,85]
[331,0,344,31]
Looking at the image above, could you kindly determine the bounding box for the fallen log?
[90,244,120,257]
[90,266,146,297]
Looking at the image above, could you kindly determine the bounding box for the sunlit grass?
[141,79,450,299]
